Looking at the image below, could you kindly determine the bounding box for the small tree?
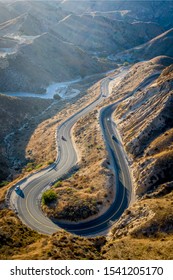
[42,190,57,205]
[53,94,61,100]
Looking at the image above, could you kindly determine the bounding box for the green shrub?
[27,162,34,168]
[54,181,62,188]
[53,94,61,100]
[123,61,129,66]
[42,190,57,205]
[0,181,9,188]
[26,167,33,172]
[35,164,43,170]
[26,162,34,172]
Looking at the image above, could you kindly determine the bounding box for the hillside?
[0,8,113,93]
[0,1,167,93]
[0,94,56,183]
[97,57,173,259]
[0,1,173,261]
[56,14,163,55]
[112,57,173,195]
[0,31,109,93]
[111,28,173,63]
[60,0,173,28]
[0,57,173,260]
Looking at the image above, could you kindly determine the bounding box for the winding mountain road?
[9,68,133,236]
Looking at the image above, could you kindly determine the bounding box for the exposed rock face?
[113,57,173,195]
[107,58,173,254]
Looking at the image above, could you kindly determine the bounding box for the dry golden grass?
[102,235,173,260]
[9,233,106,260]
[104,190,173,260]
[0,209,105,260]
[145,128,173,156]
[0,209,41,260]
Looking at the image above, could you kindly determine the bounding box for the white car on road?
[15,185,20,191]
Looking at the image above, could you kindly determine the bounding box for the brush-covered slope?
[0,208,105,260]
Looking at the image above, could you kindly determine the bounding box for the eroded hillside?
[113,57,173,195]
[102,57,173,259]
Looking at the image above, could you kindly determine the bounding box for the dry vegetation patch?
[0,209,106,260]
[102,235,173,260]
[0,209,41,259]
[104,187,173,260]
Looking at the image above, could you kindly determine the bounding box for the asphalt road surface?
[10,69,133,236]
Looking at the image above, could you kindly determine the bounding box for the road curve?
[9,69,132,236]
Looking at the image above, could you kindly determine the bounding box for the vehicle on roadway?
[15,185,20,191]
[112,135,116,141]
[61,136,67,141]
